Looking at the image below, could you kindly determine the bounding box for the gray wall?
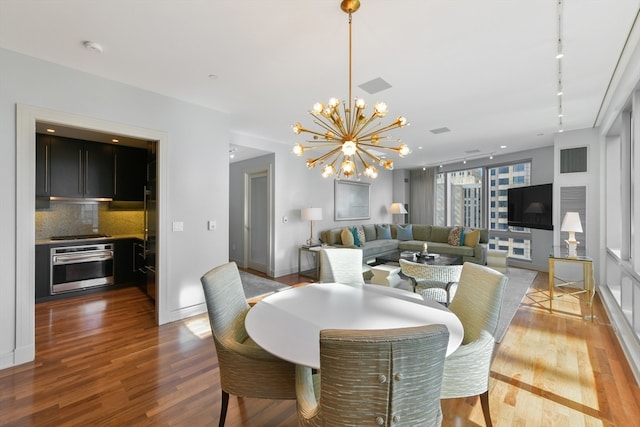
[1,48,230,368]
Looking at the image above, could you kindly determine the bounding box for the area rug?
[495,267,538,342]
[239,270,289,299]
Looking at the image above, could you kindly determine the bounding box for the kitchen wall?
[35,202,144,239]
[1,48,230,369]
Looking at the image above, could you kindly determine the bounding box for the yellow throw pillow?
[464,229,480,247]
[341,227,355,246]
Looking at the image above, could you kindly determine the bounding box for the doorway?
[15,105,167,365]
[245,169,272,275]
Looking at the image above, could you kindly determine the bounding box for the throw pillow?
[459,228,466,246]
[355,225,366,246]
[448,227,462,246]
[396,224,413,241]
[375,224,392,240]
[350,226,362,247]
[464,229,480,247]
[341,228,355,246]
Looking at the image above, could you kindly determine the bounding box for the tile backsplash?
[35,202,144,239]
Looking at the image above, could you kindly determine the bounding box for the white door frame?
[243,167,273,276]
[14,104,167,365]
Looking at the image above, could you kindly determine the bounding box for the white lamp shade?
[561,212,583,233]
[389,203,408,214]
[301,207,323,221]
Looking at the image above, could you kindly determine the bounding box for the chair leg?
[219,390,229,427]
[479,391,492,427]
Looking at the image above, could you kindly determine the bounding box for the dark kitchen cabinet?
[36,134,51,197]
[114,238,137,285]
[113,146,147,201]
[35,244,50,300]
[49,136,114,199]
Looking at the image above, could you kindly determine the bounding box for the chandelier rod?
[348,12,353,112]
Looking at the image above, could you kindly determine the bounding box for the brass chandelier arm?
[306,146,344,167]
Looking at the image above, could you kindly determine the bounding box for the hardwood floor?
[1,271,639,426]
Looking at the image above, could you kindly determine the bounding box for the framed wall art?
[334,180,370,220]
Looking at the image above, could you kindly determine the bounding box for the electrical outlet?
[172,221,184,232]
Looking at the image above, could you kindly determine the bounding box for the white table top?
[245,283,464,369]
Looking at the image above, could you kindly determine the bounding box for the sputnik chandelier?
[291,0,410,179]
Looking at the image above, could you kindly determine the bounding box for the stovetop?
[50,234,112,241]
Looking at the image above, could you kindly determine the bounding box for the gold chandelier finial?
[291,0,410,180]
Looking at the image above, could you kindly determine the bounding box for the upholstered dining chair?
[399,259,463,305]
[319,248,365,286]
[200,262,296,427]
[440,262,508,427]
[296,325,450,427]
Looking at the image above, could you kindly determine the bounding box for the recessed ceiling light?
[418,146,423,150]
[112,139,119,143]
[46,128,55,133]
[500,145,507,149]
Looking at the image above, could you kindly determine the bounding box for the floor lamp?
[301,207,322,246]
[389,202,407,224]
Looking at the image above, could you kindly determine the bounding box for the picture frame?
[334,180,370,221]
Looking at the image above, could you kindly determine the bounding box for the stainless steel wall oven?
[50,243,114,294]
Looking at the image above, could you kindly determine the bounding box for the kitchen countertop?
[36,234,145,245]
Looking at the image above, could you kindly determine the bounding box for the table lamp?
[301,207,322,246]
[389,202,407,224]
[561,211,582,257]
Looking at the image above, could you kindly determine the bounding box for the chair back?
[317,325,449,426]
[448,262,508,344]
[319,248,365,286]
[201,262,250,346]
[399,259,463,283]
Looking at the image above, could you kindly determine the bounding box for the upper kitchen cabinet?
[47,135,114,200]
[36,134,50,197]
[113,146,147,201]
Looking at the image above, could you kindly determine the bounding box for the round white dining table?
[245,283,464,369]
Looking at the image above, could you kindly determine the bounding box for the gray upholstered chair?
[200,262,296,427]
[296,325,450,427]
[399,259,463,305]
[440,262,508,427]
[319,248,365,286]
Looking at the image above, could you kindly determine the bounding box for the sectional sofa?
[320,224,488,265]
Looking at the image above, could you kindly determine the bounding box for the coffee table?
[375,251,462,266]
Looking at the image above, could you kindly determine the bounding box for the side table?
[370,264,402,287]
[298,246,322,280]
[548,246,595,320]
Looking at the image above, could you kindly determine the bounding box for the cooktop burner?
[50,234,112,241]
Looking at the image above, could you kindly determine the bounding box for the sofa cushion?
[396,224,413,240]
[463,229,480,247]
[354,225,366,246]
[424,241,475,257]
[448,227,462,246]
[323,228,343,245]
[430,226,452,243]
[341,228,355,246]
[363,224,377,242]
[362,239,398,259]
[376,224,392,240]
[412,225,431,241]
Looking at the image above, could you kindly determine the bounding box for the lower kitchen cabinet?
[114,238,138,285]
[35,244,50,300]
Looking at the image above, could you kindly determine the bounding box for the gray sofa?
[320,224,488,265]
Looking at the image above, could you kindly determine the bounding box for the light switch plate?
[172,221,184,232]
[208,220,216,231]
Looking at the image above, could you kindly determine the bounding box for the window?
[435,168,483,228]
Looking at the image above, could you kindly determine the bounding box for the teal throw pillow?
[350,227,362,247]
[459,228,466,246]
[396,224,413,241]
[375,224,392,240]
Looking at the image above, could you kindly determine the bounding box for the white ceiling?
[2,0,639,169]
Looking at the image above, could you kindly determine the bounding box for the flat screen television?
[507,183,553,230]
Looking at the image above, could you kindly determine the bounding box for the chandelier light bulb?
[355,98,366,108]
[342,140,357,155]
[293,143,304,156]
[292,123,302,134]
[398,144,410,157]
[322,164,336,177]
[312,103,324,114]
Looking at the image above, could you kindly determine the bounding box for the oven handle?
[52,251,113,265]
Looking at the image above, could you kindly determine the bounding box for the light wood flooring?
[1,270,639,426]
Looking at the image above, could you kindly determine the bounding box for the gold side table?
[548,246,595,320]
[298,246,322,280]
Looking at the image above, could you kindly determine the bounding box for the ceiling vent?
[430,127,450,134]
[358,77,392,94]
